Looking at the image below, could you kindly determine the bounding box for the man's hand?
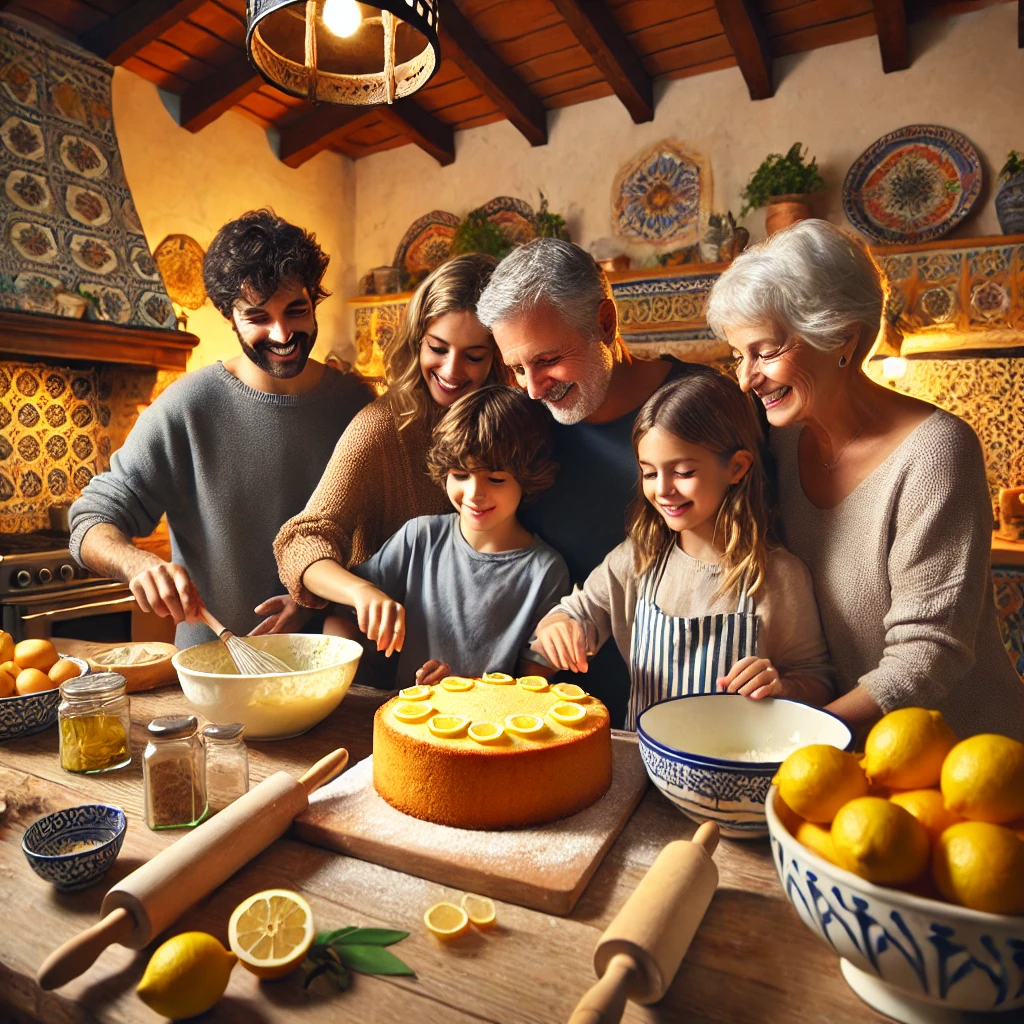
[415,659,450,686]
[249,595,310,635]
[351,582,405,657]
[128,561,199,625]
[532,613,589,673]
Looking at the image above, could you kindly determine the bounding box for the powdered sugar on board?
[294,734,649,915]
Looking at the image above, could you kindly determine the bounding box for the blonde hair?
[628,368,773,601]
[383,253,506,430]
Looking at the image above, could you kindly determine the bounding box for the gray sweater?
[773,409,1024,740]
[70,362,372,648]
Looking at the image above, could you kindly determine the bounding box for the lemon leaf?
[332,944,416,976]
[331,928,409,947]
[315,927,360,945]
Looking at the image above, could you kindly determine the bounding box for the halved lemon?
[504,713,545,737]
[394,701,434,723]
[228,889,314,979]
[481,671,515,685]
[549,701,587,725]
[440,676,475,691]
[517,676,549,692]
[460,893,497,928]
[424,901,469,939]
[428,714,469,738]
[399,684,433,701]
[552,682,588,702]
[468,721,505,744]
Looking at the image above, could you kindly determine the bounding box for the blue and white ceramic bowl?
[22,803,126,891]
[637,695,852,839]
[766,788,1024,1018]
[0,655,89,741]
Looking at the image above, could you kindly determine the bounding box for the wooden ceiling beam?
[180,54,263,133]
[550,0,653,123]
[277,105,377,168]
[872,0,909,72]
[438,0,547,147]
[713,0,774,100]
[378,100,456,166]
[79,0,207,65]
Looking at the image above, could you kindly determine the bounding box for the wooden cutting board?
[293,733,648,915]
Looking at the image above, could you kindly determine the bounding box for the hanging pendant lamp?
[246,0,440,105]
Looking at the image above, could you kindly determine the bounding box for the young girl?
[533,370,835,730]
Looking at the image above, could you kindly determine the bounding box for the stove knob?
[38,567,52,584]
[60,564,75,582]
[15,570,31,588]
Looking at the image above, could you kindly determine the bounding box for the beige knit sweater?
[772,409,1024,741]
[274,398,450,607]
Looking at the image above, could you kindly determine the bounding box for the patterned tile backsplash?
[0,358,179,533]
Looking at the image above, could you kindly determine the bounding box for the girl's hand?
[717,656,780,699]
[416,659,450,686]
[533,615,589,673]
[351,583,405,657]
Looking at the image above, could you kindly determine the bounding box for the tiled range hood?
[0,14,197,370]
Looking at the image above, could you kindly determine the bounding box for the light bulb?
[323,0,361,37]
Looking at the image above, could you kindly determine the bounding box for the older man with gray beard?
[476,238,700,725]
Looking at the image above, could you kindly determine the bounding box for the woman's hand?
[533,613,589,673]
[351,582,405,657]
[717,656,781,699]
[416,659,450,686]
[249,595,309,635]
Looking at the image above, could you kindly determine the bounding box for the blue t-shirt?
[352,513,570,688]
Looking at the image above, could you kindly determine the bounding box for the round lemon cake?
[372,674,613,829]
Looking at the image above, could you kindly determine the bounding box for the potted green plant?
[995,151,1024,235]
[450,211,514,260]
[739,143,825,234]
[534,192,570,241]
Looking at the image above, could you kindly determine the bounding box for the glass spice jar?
[58,672,131,774]
[202,722,249,813]
[143,715,208,830]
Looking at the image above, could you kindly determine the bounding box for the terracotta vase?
[764,194,811,235]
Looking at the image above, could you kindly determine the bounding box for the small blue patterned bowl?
[637,695,852,839]
[22,803,126,891]
[0,655,89,741]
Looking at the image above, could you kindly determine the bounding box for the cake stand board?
[293,733,649,915]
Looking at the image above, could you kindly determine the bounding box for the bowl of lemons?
[766,707,1024,1021]
[0,634,89,741]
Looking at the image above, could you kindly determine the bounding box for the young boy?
[310,385,569,687]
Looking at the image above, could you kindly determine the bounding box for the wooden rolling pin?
[568,821,720,1024]
[37,747,349,990]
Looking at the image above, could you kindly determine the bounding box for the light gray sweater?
[773,409,1024,741]
[69,362,372,648]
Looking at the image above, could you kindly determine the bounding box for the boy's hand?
[533,614,588,673]
[351,582,405,657]
[415,659,450,686]
[717,656,780,699]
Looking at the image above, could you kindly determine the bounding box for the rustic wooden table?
[0,685,885,1023]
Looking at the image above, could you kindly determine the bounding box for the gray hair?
[476,237,613,340]
[705,219,885,355]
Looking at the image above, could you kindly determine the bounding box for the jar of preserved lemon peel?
[58,672,131,774]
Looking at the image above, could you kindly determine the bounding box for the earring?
[839,355,848,367]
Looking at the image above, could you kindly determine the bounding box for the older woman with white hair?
[706,219,1024,740]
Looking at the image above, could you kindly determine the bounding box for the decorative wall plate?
[612,140,711,246]
[474,196,536,245]
[153,234,206,309]
[842,125,982,244]
[393,210,460,281]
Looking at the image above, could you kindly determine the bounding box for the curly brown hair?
[426,385,558,501]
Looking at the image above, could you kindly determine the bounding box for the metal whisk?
[199,606,293,675]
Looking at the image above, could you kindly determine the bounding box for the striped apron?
[626,546,760,730]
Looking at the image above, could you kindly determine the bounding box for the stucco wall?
[111,68,358,369]
[353,4,1023,277]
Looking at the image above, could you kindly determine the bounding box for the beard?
[237,323,318,379]
[544,342,615,425]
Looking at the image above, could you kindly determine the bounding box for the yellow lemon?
[399,685,433,701]
[795,820,839,865]
[504,713,544,736]
[440,676,474,691]
[551,682,588,702]
[772,792,804,836]
[0,667,15,698]
[830,797,930,885]
[15,667,56,695]
[228,889,315,979]
[941,734,1024,824]
[772,745,869,823]
[468,721,504,744]
[13,638,58,673]
[481,671,514,684]
[427,714,469,738]
[136,932,236,1019]
[932,822,1024,914]
[517,676,549,692]
[889,788,963,841]
[0,630,14,664]
[460,893,497,927]
[861,707,957,790]
[424,901,469,939]
[48,658,82,685]
[549,701,587,726]
[393,701,434,723]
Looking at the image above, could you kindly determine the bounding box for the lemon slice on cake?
[440,676,475,691]
[552,682,588,702]
[481,671,515,684]
[394,701,434,723]
[517,676,549,692]
[428,715,469,738]
[228,889,314,979]
[424,901,469,939]
[468,721,505,743]
[504,713,544,737]
[399,685,433,701]
[550,701,587,725]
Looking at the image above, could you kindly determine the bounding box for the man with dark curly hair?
[70,210,373,647]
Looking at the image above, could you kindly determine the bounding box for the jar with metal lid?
[202,722,249,813]
[58,672,131,774]
[143,715,207,830]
